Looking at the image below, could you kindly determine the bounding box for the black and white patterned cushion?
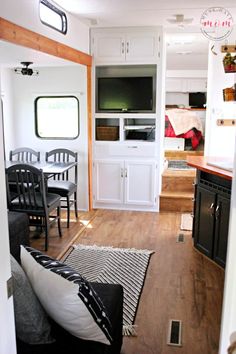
[20,246,113,345]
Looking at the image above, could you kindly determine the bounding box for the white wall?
[1,69,15,154]
[0,74,17,354]
[205,31,236,158]
[2,65,89,210]
[0,0,89,54]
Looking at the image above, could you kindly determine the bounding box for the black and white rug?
[168,160,195,170]
[63,244,154,336]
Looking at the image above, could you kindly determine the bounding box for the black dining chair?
[9,147,40,162]
[5,163,62,251]
[45,149,78,228]
[8,148,41,200]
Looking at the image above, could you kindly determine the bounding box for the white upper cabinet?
[187,78,207,92]
[91,28,160,64]
[166,78,207,92]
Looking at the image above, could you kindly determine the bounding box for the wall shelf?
[124,125,155,130]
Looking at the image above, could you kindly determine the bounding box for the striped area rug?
[64,244,154,336]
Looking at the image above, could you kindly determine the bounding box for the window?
[35,96,79,139]
[39,0,67,34]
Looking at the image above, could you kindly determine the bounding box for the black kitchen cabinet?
[193,171,231,268]
[213,194,230,267]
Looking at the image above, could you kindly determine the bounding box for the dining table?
[5,160,77,178]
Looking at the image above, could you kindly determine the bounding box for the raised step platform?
[165,150,204,160]
[162,169,196,193]
[160,191,194,212]
[160,159,197,212]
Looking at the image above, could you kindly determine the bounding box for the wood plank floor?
[30,209,225,354]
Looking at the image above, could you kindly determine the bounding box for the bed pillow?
[20,246,113,345]
[10,255,54,345]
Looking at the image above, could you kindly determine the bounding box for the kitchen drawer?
[94,143,157,158]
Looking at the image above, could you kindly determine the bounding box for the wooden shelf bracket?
[221,45,236,53]
[217,119,236,126]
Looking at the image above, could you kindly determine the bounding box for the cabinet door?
[92,33,126,63]
[126,32,158,63]
[213,194,230,268]
[186,78,207,92]
[165,78,183,92]
[124,160,156,206]
[193,186,216,258]
[94,160,124,204]
[166,78,207,92]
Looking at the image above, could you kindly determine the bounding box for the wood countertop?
[187,156,233,181]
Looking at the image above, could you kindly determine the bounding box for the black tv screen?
[97,77,154,112]
[189,92,206,108]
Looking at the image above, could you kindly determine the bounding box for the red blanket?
[165,115,202,150]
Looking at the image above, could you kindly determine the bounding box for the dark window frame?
[35,95,80,140]
[39,0,67,35]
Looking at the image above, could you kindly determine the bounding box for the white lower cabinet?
[93,159,157,209]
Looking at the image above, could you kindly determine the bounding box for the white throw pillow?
[20,246,113,345]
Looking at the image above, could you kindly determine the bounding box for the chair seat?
[11,192,61,212]
[47,180,77,197]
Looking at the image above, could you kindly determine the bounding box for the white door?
[124,160,156,206]
[94,160,124,204]
[126,32,158,63]
[92,32,126,63]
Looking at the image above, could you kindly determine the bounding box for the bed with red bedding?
[165,109,203,150]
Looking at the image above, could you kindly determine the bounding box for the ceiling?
[0,1,235,70]
[52,0,236,70]
[53,0,236,29]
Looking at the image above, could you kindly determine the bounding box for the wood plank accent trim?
[0,17,92,67]
[217,119,236,126]
[87,66,93,210]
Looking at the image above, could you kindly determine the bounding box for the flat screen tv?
[189,92,206,108]
[97,76,154,113]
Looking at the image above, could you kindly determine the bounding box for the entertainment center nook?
[91,27,164,211]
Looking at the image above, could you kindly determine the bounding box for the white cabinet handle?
[121,168,124,177]
[125,168,127,178]
[128,146,138,149]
